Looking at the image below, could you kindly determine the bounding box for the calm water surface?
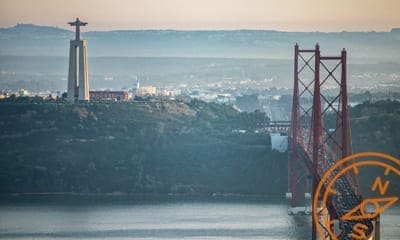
[0,196,398,239]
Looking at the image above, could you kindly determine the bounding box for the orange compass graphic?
[313,152,400,240]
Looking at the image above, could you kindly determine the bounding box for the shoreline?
[0,192,287,203]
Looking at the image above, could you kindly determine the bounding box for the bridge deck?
[291,138,373,239]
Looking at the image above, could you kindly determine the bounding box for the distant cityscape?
[1,22,400,120]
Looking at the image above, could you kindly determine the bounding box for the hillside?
[341,100,400,195]
[0,99,287,195]
[1,24,400,60]
[350,100,400,156]
[0,99,399,196]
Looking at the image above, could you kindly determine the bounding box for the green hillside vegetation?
[344,100,400,195]
[350,100,400,157]
[1,98,398,196]
[0,99,287,195]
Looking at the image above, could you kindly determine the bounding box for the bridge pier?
[374,215,381,240]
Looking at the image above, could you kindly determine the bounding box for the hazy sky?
[0,0,399,31]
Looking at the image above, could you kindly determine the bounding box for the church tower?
[67,18,89,102]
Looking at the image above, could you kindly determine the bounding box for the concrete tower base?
[67,39,89,102]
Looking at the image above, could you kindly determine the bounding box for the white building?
[131,79,140,99]
[18,88,30,97]
[270,133,288,152]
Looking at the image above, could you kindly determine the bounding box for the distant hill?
[0,24,71,35]
[1,24,400,60]
[391,28,400,33]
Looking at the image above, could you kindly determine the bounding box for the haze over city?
[1,0,400,31]
[0,1,400,240]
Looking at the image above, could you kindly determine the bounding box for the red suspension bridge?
[286,44,375,239]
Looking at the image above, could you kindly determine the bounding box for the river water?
[0,196,398,239]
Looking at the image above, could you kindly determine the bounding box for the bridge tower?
[288,44,359,239]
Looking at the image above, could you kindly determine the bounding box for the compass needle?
[342,197,399,221]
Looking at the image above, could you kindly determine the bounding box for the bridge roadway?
[290,138,374,239]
